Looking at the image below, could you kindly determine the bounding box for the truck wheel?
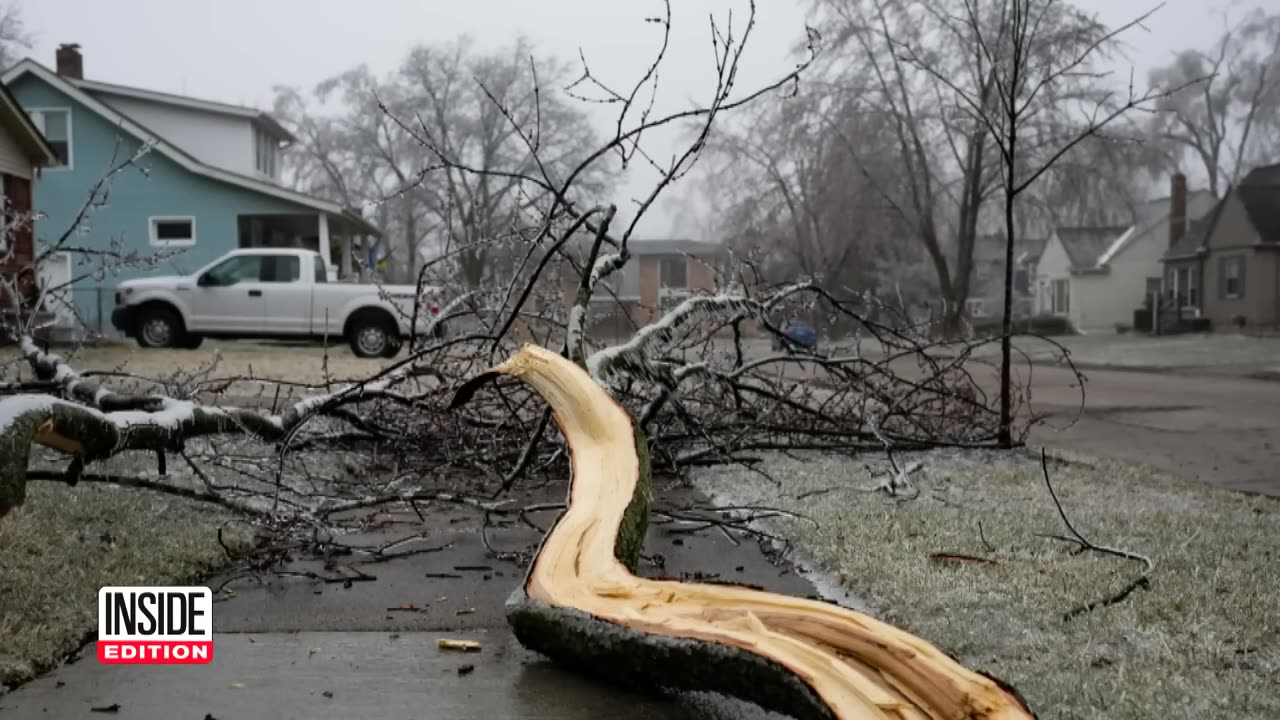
[179,334,204,350]
[381,334,403,359]
[349,317,396,358]
[136,306,182,349]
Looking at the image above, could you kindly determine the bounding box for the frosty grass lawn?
[0,481,251,687]
[697,449,1279,720]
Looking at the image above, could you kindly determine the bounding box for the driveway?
[0,482,802,720]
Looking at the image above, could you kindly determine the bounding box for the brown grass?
[697,449,1280,719]
[1,340,395,405]
[0,482,252,687]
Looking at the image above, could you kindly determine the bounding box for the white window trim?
[25,107,74,171]
[148,216,197,248]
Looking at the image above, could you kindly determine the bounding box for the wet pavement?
[0,481,813,719]
[4,632,790,720]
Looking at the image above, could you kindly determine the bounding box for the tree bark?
[453,345,1035,720]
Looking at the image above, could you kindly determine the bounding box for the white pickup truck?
[110,248,445,358]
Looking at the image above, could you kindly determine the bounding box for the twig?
[1039,448,1154,621]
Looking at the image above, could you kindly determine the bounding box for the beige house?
[1163,163,1280,330]
[1033,175,1216,332]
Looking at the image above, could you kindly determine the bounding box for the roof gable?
[0,81,56,166]
[1100,189,1217,266]
[1237,170,1280,243]
[1054,225,1127,271]
[1,59,375,235]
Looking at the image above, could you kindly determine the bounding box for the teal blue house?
[2,45,379,336]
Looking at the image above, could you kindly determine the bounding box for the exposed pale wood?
[490,345,1035,720]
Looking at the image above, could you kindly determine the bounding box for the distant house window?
[149,217,196,248]
[1051,278,1069,315]
[659,257,687,289]
[1172,266,1198,307]
[28,109,72,168]
[255,127,278,178]
[1219,255,1245,300]
[965,298,987,318]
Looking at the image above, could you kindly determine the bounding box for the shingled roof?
[1238,165,1280,244]
[1164,195,1229,261]
[1054,226,1128,271]
[1163,164,1280,261]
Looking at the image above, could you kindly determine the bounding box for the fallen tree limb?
[1038,449,1154,622]
[454,345,1035,720]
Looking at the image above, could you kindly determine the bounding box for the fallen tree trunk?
[456,345,1035,720]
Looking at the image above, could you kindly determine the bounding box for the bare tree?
[803,0,1172,335]
[277,36,607,287]
[894,0,1187,445]
[0,3,30,72]
[702,89,913,299]
[1147,6,1280,195]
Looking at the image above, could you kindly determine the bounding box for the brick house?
[568,239,725,338]
[0,81,59,318]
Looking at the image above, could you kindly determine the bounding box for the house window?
[255,127,278,178]
[1219,255,1245,300]
[965,298,987,318]
[1172,266,1198,307]
[659,257,687,289]
[1051,278,1069,315]
[149,217,196,248]
[28,109,72,168]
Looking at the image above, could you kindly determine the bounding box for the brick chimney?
[1169,172,1187,247]
[55,43,83,80]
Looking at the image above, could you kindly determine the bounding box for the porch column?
[340,232,353,279]
[358,235,370,282]
[317,213,332,272]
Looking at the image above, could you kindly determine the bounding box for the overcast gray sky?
[12,0,1265,236]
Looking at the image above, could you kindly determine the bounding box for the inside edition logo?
[97,586,213,664]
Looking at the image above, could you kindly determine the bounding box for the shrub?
[972,314,1074,337]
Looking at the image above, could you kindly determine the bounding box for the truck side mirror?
[197,273,217,287]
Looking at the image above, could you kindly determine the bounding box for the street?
[1020,363,1280,496]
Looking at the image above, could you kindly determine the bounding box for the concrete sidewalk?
[3,632,786,720]
[0,482,808,719]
